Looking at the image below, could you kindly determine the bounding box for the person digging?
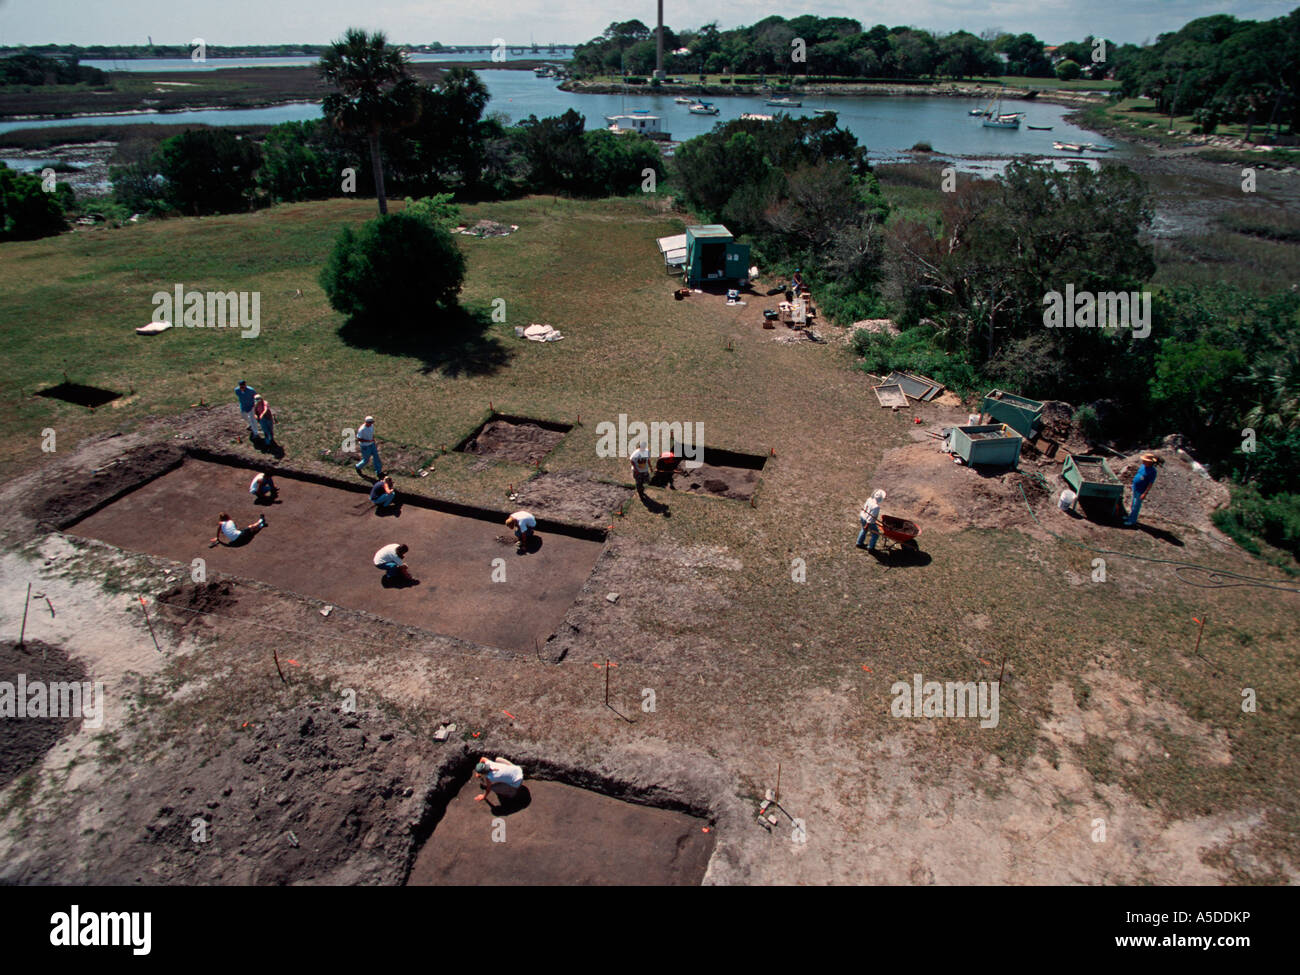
[505,511,536,552]
[210,511,266,547]
[473,756,525,807]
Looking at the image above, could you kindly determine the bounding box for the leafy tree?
[1055,59,1082,81]
[319,212,466,331]
[257,120,356,203]
[515,109,590,192]
[319,28,422,214]
[582,129,662,196]
[403,192,461,228]
[156,129,261,215]
[0,165,67,240]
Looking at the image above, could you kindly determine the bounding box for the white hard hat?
[364,416,374,423]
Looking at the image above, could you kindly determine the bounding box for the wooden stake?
[775,763,781,804]
[273,647,288,684]
[138,596,162,654]
[19,582,31,649]
[998,654,1007,684]
[604,658,610,706]
[1193,617,1206,656]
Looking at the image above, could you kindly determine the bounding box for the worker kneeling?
[505,510,537,553]
[474,756,525,807]
[373,542,417,586]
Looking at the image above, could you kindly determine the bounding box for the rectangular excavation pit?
[407,771,715,886]
[454,414,573,466]
[658,446,768,501]
[35,382,122,409]
[65,457,604,654]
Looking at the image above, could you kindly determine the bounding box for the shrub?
[0,165,67,240]
[1073,404,1104,441]
[156,129,262,215]
[1213,486,1300,560]
[319,212,466,331]
[402,192,462,229]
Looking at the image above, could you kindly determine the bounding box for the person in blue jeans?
[856,489,886,550]
[355,416,383,478]
[235,380,258,438]
[253,395,275,445]
[370,476,397,512]
[1125,452,1159,526]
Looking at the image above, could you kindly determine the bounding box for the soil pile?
[514,470,632,525]
[0,641,89,788]
[460,419,568,466]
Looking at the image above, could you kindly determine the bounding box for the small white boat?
[688,101,720,115]
[813,108,836,116]
[740,112,774,122]
[983,113,1022,129]
[674,96,694,104]
[1053,141,1086,151]
[766,96,802,107]
[1085,143,1114,152]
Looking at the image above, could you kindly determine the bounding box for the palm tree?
[318,28,421,214]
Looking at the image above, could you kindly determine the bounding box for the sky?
[0,0,1294,47]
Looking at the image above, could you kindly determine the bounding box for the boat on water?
[813,108,836,115]
[1085,143,1115,152]
[1053,141,1086,151]
[984,112,1023,129]
[740,112,775,122]
[674,96,694,104]
[766,96,802,107]
[605,111,669,140]
[1027,124,1053,130]
[688,101,720,115]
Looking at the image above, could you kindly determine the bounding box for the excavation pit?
[407,775,715,886]
[35,382,121,409]
[658,446,768,501]
[455,414,573,466]
[65,458,605,653]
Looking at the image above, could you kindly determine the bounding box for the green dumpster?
[981,389,1044,439]
[949,424,1023,467]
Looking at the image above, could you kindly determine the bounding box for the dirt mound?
[157,581,240,632]
[670,462,760,501]
[29,442,184,528]
[871,440,1046,536]
[0,641,89,788]
[58,704,438,886]
[514,470,632,525]
[460,419,568,466]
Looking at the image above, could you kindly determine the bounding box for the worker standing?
[356,416,383,478]
[1125,453,1160,527]
[252,394,275,446]
[856,489,886,551]
[629,439,652,495]
[235,380,259,439]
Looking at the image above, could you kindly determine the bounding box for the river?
[0,70,1123,174]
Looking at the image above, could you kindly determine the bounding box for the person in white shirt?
[373,542,415,583]
[249,472,277,503]
[474,756,525,804]
[210,510,266,546]
[505,510,537,551]
[629,440,652,494]
[355,416,383,478]
[856,489,886,551]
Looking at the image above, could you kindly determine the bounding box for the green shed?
[684,225,751,286]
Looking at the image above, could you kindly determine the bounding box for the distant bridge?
[428,44,576,55]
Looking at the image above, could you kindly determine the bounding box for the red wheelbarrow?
[878,514,921,553]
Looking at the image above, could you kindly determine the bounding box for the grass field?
[2,191,1298,882]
